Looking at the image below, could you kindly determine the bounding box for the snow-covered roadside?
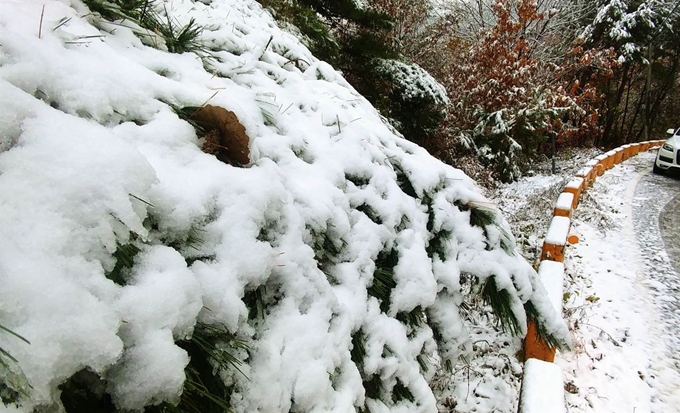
[491,148,600,265]
[555,151,680,412]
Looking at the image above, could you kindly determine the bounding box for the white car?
[654,128,680,174]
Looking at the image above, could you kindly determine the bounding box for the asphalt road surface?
[631,155,680,368]
[660,187,680,275]
[633,163,680,275]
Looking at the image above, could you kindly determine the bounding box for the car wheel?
[653,161,664,174]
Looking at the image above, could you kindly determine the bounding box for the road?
[659,188,680,275]
[632,163,680,276]
[631,157,680,370]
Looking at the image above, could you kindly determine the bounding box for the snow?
[0,0,568,411]
[544,216,571,246]
[565,177,584,190]
[575,166,592,178]
[537,261,564,315]
[519,359,566,413]
[555,192,574,211]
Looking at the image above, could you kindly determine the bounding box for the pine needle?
[107,241,141,285]
[129,193,155,208]
[38,5,45,39]
[0,347,18,364]
[191,323,248,379]
[0,323,32,402]
[0,324,30,345]
[524,301,568,351]
[481,276,521,336]
[53,17,72,31]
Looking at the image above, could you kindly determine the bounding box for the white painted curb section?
[519,359,567,413]
[538,261,564,315]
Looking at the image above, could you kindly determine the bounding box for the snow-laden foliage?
[437,0,620,182]
[581,0,679,62]
[377,59,448,106]
[0,0,568,411]
[578,0,680,146]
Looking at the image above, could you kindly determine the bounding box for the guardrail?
[518,140,664,413]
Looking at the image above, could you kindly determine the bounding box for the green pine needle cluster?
[355,203,383,225]
[158,16,204,55]
[56,206,250,411]
[82,0,207,56]
[396,306,425,330]
[367,249,399,314]
[243,285,268,322]
[524,301,567,352]
[308,226,345,267]
[480,276,522,336]
[462,200,515,255]
[107,240,141,286]
[256,0,340,61]
[0,324,31,404]
[82,0,153,23]
[152,323,248,413]
[393,163,417,198]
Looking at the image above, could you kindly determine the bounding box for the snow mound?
[0,0,569,411]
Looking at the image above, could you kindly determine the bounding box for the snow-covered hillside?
[0,0,568,411]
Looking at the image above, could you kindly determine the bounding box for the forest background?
[260,0,680,183]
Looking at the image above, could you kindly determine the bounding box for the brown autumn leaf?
[192,104,250,165]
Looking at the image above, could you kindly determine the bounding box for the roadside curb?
[518,140,664,413]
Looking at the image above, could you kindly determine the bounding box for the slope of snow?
[0,0,568,411]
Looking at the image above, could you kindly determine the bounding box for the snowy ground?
[490,149,600,263]
[553,150,680,412]
[489,148,680,413]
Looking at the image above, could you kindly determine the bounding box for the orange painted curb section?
[554,207,571,219]
[614,149,624,164]
[604,154,615,170]
[540,242,565,263]
[564,179,584,209]
[524,319,556,362]
[630,144,640,156]
[621,145,631,161]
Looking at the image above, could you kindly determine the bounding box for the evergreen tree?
[259,0,448,142]
[582,0,680,145]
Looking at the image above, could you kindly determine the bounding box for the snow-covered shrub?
[473,98,563,183]
[0,0,568,411]
[377,59,448,106]
[375,59,448,141]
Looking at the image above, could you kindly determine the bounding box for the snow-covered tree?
[582,0,680,145]
[441,0,566,181]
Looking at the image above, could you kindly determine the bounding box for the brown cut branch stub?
[192,105,250,165]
